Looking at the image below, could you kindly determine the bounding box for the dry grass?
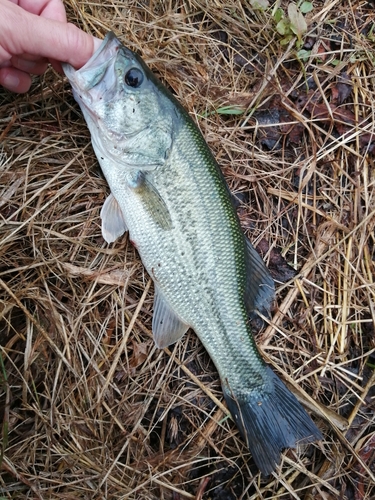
[1,0,375,498]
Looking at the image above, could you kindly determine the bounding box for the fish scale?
[63,31,322,476]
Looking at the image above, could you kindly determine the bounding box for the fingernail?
[3,73,20,91]
[93,37,103,54]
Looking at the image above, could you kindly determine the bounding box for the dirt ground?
[0,1,374,499]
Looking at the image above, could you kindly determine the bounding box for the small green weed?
[272,1,313,48]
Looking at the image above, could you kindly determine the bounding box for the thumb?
[24,18,100,69]
[2,0,100,70]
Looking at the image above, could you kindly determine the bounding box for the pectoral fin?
[129,171,172,230]
[244,238,275,319]
[100,193,128,243]
[152,285,189,348]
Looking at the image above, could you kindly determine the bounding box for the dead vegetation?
[1,0,375,498]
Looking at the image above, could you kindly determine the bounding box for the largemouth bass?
[63,32,321,475]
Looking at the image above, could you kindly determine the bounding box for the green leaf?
[249,0,269,9]
[299,1,313,14]
[288,3,307,39]
[273,7,284,23]
[200,106,246,118]
[297,48,311,61]
[280,35,294,45]
[215,106,245,115]
[276,18,290,36]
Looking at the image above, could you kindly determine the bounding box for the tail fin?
[223,366,322,476]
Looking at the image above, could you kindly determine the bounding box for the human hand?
[0,0,101,93]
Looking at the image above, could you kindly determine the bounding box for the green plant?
[272,1,313,47]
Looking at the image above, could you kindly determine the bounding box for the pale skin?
[0,0,101,93]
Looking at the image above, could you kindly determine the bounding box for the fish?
[63,32,322,475]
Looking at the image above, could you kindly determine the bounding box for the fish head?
[63,32,175,169]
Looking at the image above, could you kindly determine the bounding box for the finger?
[0,67,32,93]
[48,23,99,68]
[11,55,48,75]
[50,59,63,73]
[16,0,67,22]
[24,19,97,69]
[49,37,102,73]
[2,2,96,69]
[92,37,103,53]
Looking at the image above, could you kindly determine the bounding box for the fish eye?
[124,68,144,88]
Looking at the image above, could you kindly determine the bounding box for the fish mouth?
[63,31,121,109]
